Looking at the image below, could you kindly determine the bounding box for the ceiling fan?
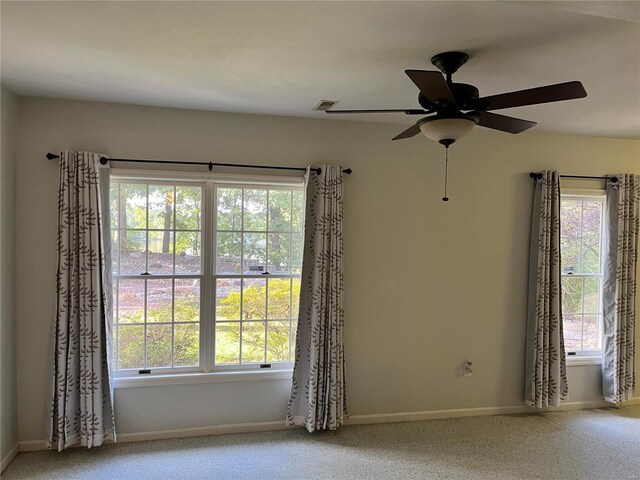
[325,51,587,146]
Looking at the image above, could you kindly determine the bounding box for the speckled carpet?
[4,406,639,480]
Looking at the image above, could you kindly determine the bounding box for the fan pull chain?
[442,146,449,202]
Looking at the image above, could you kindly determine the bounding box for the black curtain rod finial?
[46,152,60,160]
[99,157,108,165]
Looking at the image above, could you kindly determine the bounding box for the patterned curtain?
[602,174,639,403]
[525,170,568,408]
[50,151,116,450]
[287,165,346,432]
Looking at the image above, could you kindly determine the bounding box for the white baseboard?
[346,398,639,425]
[17,440,49,452]
[1,443,19,473]
[18,397,640,452]
[117,420,297,443]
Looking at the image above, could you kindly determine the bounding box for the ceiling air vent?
[314,100,338,111]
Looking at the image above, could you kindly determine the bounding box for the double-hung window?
[559,193,605,360]
[110,174,304,377]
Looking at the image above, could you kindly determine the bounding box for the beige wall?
[1,86,18,464]
[15,97,640,441]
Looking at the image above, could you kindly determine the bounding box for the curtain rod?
[46,153,352,175]
[529,172,618,183]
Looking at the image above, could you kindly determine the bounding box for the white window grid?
[212,184,303,368]
[110,174,304,377]
[560,193,605,358]
[111,180,205,376]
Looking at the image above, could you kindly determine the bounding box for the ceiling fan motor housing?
[418,83,479,111]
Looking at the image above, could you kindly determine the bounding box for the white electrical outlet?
[463,361,473,377]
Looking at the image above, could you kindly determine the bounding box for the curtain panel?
[602,174,639,403]
[525,170,568,408]
[287,165,347,432]
[50,151,116,450]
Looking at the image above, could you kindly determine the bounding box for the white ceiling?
[2,1,639,138]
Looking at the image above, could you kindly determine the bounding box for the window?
[214,186,304,365]
[110,177,304,376]
[560,194,605,358]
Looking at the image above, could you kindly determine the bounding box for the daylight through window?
[110,178,304,374]
[560,194,605,356]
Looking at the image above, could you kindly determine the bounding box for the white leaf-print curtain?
[287,165,346,432]
[602,174,638,403]
[525,170,568,408]
[50,151,116,450]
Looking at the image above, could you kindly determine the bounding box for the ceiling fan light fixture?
[419,115,477,145]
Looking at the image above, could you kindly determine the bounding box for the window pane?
[581,238,601,274]
[118,279,145,324]
[216,279,241,321]
[561,276,583,314]
[146,279,173,323]
[148,231,174,275]
[242,278,266,320]
[110,183,119,229]
[560,237,580,274]
[267,278,291,320]
[242,321,265,363]
[215,323,240,364]
[112,279,118,322]
[583,278,601,313]
[123,184,147,229]
[175,232,201,274]
[292,278,301,320]
[111,230,119,275]
[120,231,147,274]
[292,190,304,231]
[117,325,144,369]
[146,324,172,368]
[217,188,242,231]
[175,279,200,323]
[148,185,174,230]
[562,314,582,352]
[268,190,291,232]
[243,233,266,274]
[243,189,267,231]
[216,232,241,274]
[583,315,600,351]
[582,201,602,237]
[560,200,581,236]
[268,233,290,273]
[176,186,202,230]
[291,233,303,274]
[174,323,199,367]
[267,321,290,362]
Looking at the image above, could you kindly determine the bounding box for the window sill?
[566,357,602,366]
[113,369,293,389]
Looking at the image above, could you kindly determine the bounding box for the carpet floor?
[4,406,639,480]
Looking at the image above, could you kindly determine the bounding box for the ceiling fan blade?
[474,111,537,134]
[405,70,454,103]
[325,108,429,115]
[392,122,422,140]
[480,81,587,111]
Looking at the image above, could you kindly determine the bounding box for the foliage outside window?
[560,194,604,356]
[110,178,303,374]
[214,186,304,365]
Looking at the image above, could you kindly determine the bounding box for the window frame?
[110,170,305,380]
[559,190,606,363]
